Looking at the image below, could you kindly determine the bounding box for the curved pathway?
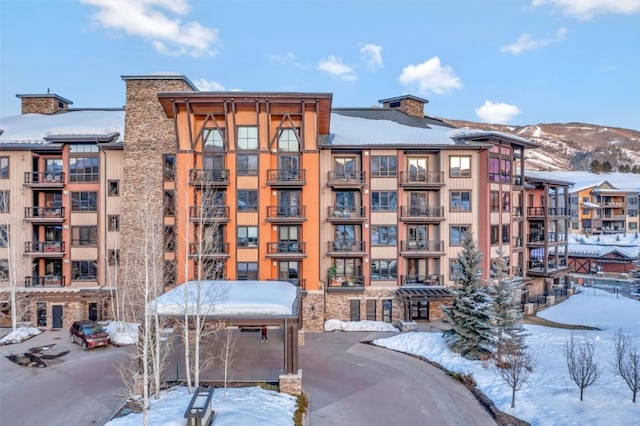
[300,331,496,425]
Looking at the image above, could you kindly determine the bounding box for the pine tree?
[442,231,496,360]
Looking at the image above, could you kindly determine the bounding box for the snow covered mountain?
[440,119,640,171]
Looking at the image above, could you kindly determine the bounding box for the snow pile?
[0,327,42,345]
[374,289,640,426]
[324,319,398,332]
[105,386,296,426]
[104,321,140,346]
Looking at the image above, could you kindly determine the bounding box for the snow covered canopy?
[149,280,300,320]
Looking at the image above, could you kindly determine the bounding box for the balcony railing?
[327,275,365,289]
[266,242,306,255]
[189,205,230,221]
[399,171,444,186]
[189,169,230,186]
[400,240,444,253]
[327,171,366,186]
[23,172,65,186]
[24,207,65,221]
[512,206,524,217]
[327,240,366,254]
[24,241,65,254]
[327,206,366,221]
[266,169,306,186]
[527,259,569,276]
[188,242,230,257]
[401,274,442,286]
[527,233,567,243]
[270,278,306,290]
[266,206,306,222]
[25,275,65,287]
[400,206,444,221]
[548,207,568,216]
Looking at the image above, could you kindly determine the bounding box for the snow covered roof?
[566,233,640,259]
[531,171,640,192]
[0,110,124,145]
[150,280,300,318]
[582,201,600,208]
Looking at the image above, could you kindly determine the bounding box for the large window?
[371,259,397,280]
[69,144,99,182]
[490,191,500,212]
[237,262,258,280]
[163,154,175,181]
[371,191,397,211]
[71,226,97,246]
[164,226,176,252]
[490,225,499,245]
[278,128,300,152]
[450,225,470,246]
[450,156,470,178]
[237,126,258,150]
[371,156,397,177]
[371,226,397,246]
[238,226,258,247]
[450,191,471,212]
[203,128,224,150]
[71,260,98,280]
[237,154,258,175]
[163,190,175,216]
[489,157,512,183]
[502,224,510,243]
[0,191,9,213]
[0,157,8,179]
[449,259,462,279]
[237,126,258,175]
[71,192,97,212]
[238,190,258,211]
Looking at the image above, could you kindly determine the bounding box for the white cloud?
[268,52,301,67]
[398,57,462,95]
[501,27,568,55]
[475,101,522,124]
[317,56,357,80]
[81,0,218,57]
[531,0,640,20]
[194,78,225,91]
[360,44,383,70]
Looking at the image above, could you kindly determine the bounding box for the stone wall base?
[298,330,304,346]
[279,369,303,396]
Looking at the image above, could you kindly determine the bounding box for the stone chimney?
[378,95,428,118]
[16,93,73,115]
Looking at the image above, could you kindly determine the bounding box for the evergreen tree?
[602,161,613,173]
[442,231,496,360]
[590,160,602,174]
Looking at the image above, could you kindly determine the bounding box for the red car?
[70,320,110,350]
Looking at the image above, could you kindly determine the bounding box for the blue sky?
[1,0,639,129]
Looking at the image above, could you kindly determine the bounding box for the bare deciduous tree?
[612,329,640,403]
[496,341,535,408]
[564,333,601,401]
[218,325,237,399]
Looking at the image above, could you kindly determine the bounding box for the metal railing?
[401,274,443,286]
[24,241,65,254]
[23,172,65,185]
[399,171,444,185]
[266,169,306,184]
[266,242,306,255]
[400,240,444,252]
[24,207,65,219]
[25,275,65,287]
[327,170,366,185]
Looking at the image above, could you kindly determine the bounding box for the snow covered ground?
[374,289,640,426]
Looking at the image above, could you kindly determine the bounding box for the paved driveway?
[300,331,496,426]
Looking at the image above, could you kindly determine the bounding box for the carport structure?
[396,286,452,321]
[151,280,302,394]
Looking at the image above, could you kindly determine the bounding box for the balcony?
[401,274,443,286]
[25,275,65,287]
[23,172,65,187]
[327,171,366,187]
[527,207,546,217]
[266,206,306,223]
[527,233,567,245]
[24,207,65,223]
[189,169,230,186]
[327,240,366,256]
[188,242,230,258]
[399,240,444,257]
[400,206,444,223]
[326,275,365,292]
[266,169,306,186]
[270,278,306,290]
[189,205,230,223]
[24,241,65,257]
[548,207,569,217]
[399,171,445,188]
[266,242,307,259]
[326,206,366,222]
[527,259,569,277]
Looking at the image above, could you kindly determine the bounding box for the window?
[71,260,98,280]
[237,190,258,211]
[629,222,638,230]
[278,128,300,152]
[450,225,470,246]
[502,193,511,212]
[0,191,8,213]
[69,144,99,182]
[582,209,589,215]
[335,191,356,208]
[108,180,119,196]
[278,261,300,285]
[238,226,258,247]
[108,215,120,232]
[237,262,258,280]
[371,226,397,246]
[237,126,258,150]
[0,225,7,247]
[164,260,177,287]
[629,209,638,217]
[382,299,392,323]
[164,226,176,252]
[490,191,500,212]
[0,259,7,281]
[449,259,462,279]
[108,249,120,266]
[450,191,471,212]
[71,226,97,246]
[203,128,224,150]
[371,191,397,211]
[450,156,470,178]
[490,225,499,245]
[163,154,175,181]
[71,192,97,212]
[502,224,510,243]
[371,156,397,177]
[371,259,397,280]
[237,154,258,175]
[0,157,8,179]
[163,190,175,216]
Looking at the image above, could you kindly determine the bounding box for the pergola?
[396,286,452,321]
[150,280,301,376]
